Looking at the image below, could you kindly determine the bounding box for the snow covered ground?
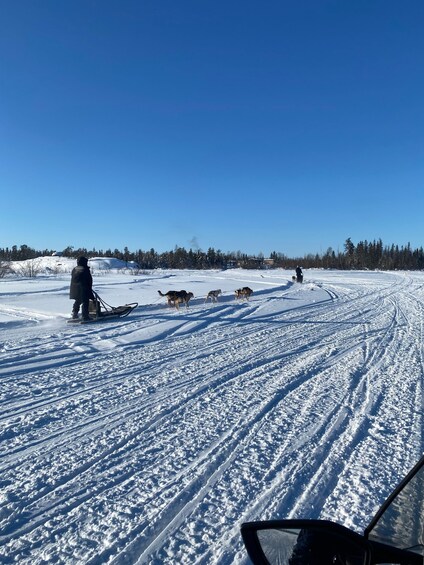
[0,257,423,564]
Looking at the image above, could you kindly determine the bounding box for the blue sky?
[1,1,424,257]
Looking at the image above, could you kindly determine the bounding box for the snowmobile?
[241,454,424,564]
[68,291,138,323]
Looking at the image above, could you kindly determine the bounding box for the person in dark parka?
[69,256,94,320]
[295,265,303,283]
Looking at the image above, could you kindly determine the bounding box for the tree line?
[1,239,424,271]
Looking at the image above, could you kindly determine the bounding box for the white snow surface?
[0,257,423,564]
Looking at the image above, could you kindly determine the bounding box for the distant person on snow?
[69,256,94,320]
[295,266,303,283]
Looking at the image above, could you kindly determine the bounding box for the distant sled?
[67,291,138,324]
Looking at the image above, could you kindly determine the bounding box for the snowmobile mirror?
[241,519,371,565]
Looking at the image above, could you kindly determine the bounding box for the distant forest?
[1,238,424,271]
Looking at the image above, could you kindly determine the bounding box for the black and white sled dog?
[205,289,222,303]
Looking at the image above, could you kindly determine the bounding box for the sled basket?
[90,292,138,319]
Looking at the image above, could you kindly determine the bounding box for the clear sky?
[1,1,424,257]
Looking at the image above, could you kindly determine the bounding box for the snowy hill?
[0,268,422,564]
[9,255,140,276]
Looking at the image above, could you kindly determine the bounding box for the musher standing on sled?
[70,256,94,321]
[295,265,303,283]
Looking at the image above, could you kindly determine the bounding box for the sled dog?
[205,289,222,303]
[235,287,253,300]
[158,290,194,309]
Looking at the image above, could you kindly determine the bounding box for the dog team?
[157,286,253,310]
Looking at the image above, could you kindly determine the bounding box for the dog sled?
[68,291,138,324]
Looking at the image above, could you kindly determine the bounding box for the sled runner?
[68,291,138,324]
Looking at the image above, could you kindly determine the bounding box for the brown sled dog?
[158,290,194,310]
[235,287,253,300]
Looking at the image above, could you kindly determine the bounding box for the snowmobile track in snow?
[0,270,423,564]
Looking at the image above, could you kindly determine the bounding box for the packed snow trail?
[0,268,422,564]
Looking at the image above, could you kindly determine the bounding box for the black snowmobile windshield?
[365,455,424,556]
